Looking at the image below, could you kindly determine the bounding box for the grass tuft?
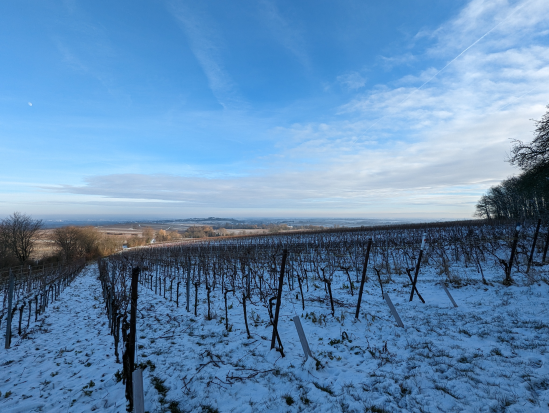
[282,394,295,405]
[200,405,219,413]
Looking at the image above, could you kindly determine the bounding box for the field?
[1,220,548,413]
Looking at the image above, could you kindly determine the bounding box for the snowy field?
[1,263,549,413]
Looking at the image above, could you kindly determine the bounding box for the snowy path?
[0,265,125,413]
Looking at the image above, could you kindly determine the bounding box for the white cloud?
[337,72,367,90]
[378,53,417,70]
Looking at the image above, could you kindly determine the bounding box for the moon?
[28,102,32,106]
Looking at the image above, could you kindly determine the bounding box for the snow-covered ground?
[2,263,549,412]
[0,266,125,413]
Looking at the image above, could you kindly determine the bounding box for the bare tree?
[53,226,82,262]
[509,104,549,171]
[0,222,15,267]
[76,226,101,258]
[1,212,43,264]
[142,227,154,244]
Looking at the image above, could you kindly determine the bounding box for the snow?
[0,266,125,412]
[2,262,549,412]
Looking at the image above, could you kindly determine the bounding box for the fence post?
[4,269,14,349]
[355,239,372,319]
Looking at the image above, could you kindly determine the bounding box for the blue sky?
[1,0,548,219]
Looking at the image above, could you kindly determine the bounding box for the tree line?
[0,212,123,269]
[0,212,43,267]
[476,105,549,220]
[0,212,330,270]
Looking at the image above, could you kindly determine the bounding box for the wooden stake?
[4,269,14,349]
[355,239,372,319]
[504,224,521,285]
[126,267,140,410]
[270,249,287,353]
[224,289,234,331]
[526,219,541,274]
[543,225,549,263]
[405,268,425,304]
[409,234,426,302]
[186,262,191,312]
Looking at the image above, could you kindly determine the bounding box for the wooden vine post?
[242,292,251,339]
[405,268,425,304]
[4,269,14,349]
[355,239,372,319]
[526,218,541,274]
[504,224,521,285]
[409,234,426,302]
[270,249,287,355]
[224,289,235,331]
[186,261,191,312]
[126,267,140,411]
[543,223,549,263]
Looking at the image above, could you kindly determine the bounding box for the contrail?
[361,0,532,134]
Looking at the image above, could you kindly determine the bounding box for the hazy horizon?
[3,213,473,223]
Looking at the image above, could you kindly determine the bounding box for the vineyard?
[0,260,85,349]
[1,219,549,412]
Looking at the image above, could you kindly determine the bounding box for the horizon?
[2,0,549,218]
[4,213,470,223]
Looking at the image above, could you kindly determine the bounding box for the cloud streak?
[259,0,310,69]
[169,1,243,109]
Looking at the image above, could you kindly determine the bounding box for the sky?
[1,0,548,220]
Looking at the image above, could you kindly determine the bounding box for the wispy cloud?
[169,1,243,109]
[258,0,310,69]
[378,53,417,70]
[426,0,549,57]
[52,6,126,98]
[336,71,367,90]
